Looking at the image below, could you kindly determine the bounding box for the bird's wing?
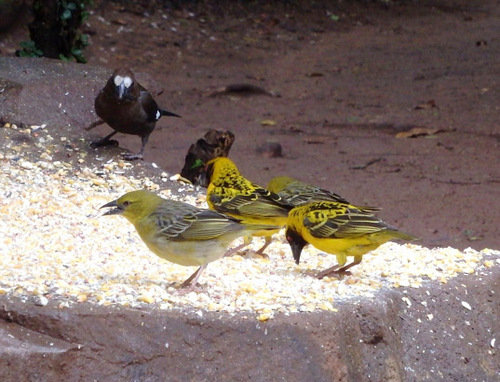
[303,204,387,239]
[152,202,198,238]
[153,203,241,241]
[281,181,350,205]
[179,209,243,241]
[138,90,161,122]
[313,186,350,204]
[210,184,290,218]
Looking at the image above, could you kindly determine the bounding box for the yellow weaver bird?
[101,190,278,288]
[201,157,292,255]
[267,176,379,213]
[285,201,415,278]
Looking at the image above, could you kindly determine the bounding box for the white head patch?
[123,76,133,88]
[113,75,133,88]
[113,75,123,86]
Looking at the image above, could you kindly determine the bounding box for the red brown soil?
[1,0,499,250]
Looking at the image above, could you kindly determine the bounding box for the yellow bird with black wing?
[286,201,415,278]
[201,157,292,255]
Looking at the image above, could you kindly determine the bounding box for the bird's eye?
[122,201,131,207]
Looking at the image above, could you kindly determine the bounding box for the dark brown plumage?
[180,129,235,185]
[87,68,181,160]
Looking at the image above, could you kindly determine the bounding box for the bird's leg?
[253,236,272,259]
[317,256,362,279]
[231,235,271,259]
[122,134,148,161]
[180,264,207,289]
[316,264,342,279]
[85,119,105,131]
[335,256,362,275]
[223,241,250,258]
[90,131,119,148]
[223,235,269,259]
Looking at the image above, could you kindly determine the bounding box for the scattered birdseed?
[461,301,472,311]
[0,122,499,320]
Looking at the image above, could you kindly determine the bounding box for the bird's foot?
[317,270,353,280]
[316,265,345,280]
[247,249,270,259]
[176,265,206,291]
[122,152,144,161]
[229,246,269,259]
[177,282,204,293]
[90,139,119,148]
[251,238,271,259]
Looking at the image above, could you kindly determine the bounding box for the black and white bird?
[87,68,181,160]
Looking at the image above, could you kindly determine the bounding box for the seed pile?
[1,123,498,321]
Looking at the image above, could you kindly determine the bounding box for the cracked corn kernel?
[92,178,106,186]
[138,295,155,304]
[483,260,494,268]
[0,124,498,321]
[257,313,271,322]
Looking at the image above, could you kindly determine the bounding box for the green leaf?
[66,2,77,10]
[81,10,90,22]
[61,9,72,20]
[80,34,89,46]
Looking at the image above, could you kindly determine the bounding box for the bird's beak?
[100,200,123,215]
[197,162,213,188]
[286,228,307,265]
[117,83,127,100]
[197,170,209,188]
[162,109,182,118]
[290,241,306,265]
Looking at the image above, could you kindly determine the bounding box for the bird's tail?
[357,205,381,214]
[160,108,181,118]
[243,223,281,232]
[241,223,281,238]
[386,229,418,242]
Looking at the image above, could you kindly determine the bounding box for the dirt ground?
[1,0,499,250]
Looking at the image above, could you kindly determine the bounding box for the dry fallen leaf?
[261,120,277,126]
[395,127,446,139]
[415,99,437,110]
[307,72,324,77]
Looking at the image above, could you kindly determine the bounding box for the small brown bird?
[87,68,181,160]
[180,129,235,185]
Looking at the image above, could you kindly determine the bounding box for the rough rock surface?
[0,267,498,382]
